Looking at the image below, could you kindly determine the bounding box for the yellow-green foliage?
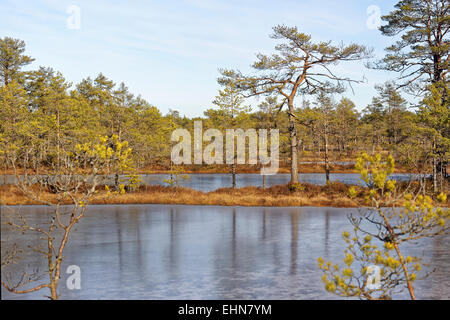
[355,152,394,191]
[318,227,422,299]
[164,166,190,187]
[348,186,358,199]
[288,183,305,192]
[318,153,449,300]
[74,134,134,174]
[127,174,143,192]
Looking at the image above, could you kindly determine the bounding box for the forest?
[0,0,449,198]
[0,0,449,302]
[0,36,448,194]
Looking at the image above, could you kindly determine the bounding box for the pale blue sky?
[1,0,405,117]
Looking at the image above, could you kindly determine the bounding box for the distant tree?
[129,102,166,167]
[219,25,372,184]
[163,165,190,187]
[0,80,30,180]
[418,83,450,192]
[361,83,416,160]
[373,83,409,147]
[211,83,251,188]
[257,96,282,187]
[297,92,337,183]
[25,67,94,171]
[257,96,280,130]
[112,82,134,141]
[361,96,388,155]
[334,97,359,156]
[0,37,34,86]
[295,101,317,158]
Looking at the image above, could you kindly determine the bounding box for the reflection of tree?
[115,208,124,276]
[261,210,267,240]
[168,207,181,277]
[290,212,299,275]
[232,208,237,269]
[324,210,330,257]
[114,206,144,283]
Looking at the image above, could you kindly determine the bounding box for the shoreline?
[1,183,447,208]
[1,163,419,176]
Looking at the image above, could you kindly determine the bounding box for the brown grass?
[136,163,414,174]
[1,162,417,175]
[0,183,357,207]
[1,181,447,208]
[0,183,389,208]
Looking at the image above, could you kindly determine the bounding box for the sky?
[0,0,406,117]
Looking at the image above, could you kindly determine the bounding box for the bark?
[115,173,119,190]
[288,102,299,184]
[432,140,437,193]
[324,133,330,183]
[379,208,416,300]
[262,166,266,189]
[50,283,58,300]
[231,162,236,189]
[394,243,416,300]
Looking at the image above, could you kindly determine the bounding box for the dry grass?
[1,181,447,208]
[1,162,416,175]
[0,182,366,208]
[0,184,55,205]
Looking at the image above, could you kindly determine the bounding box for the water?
[142,173,419,192]
[0,173,421,192]
[1,204,448,300]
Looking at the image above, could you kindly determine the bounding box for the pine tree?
[0,37,34,86]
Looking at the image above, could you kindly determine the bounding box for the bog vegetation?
[318,153,449,300]
[1,2,449,193]
[0,0,448,300]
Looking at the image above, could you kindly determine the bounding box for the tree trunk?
[50,282,58,300]
[262,165,266,189]
[231,162,236,189]
[324,133,330,184]
[288,101,298,184]
[317,141,321,158]
[115,173,119,190]
[56,110,60,171]
[393,243,416,300]
[432,140,437,193]
[379,208,416,300]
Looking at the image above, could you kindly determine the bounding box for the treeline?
[0,0,448,194]
[0,38,448,184]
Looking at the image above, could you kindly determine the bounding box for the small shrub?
[289,183,305,192]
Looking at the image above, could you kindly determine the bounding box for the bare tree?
[319,153,449,300]
[218,25,372,184]
[1,135,134,299]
